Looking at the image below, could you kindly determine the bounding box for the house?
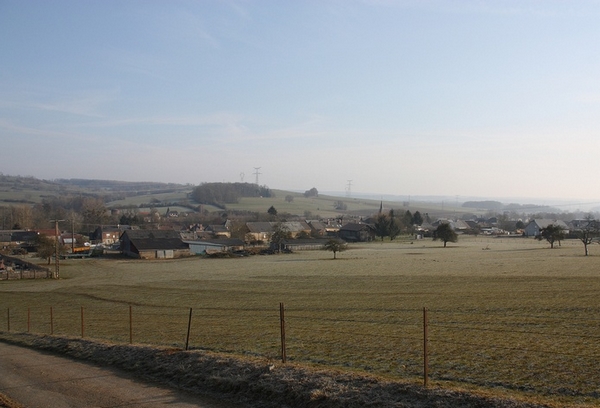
[120,229,189,259]
[0,231,11,247]
[245,221,312,243]
[338,223,375,242]
[0,230,40,250]
[307,220,327,237]
[91,225,131,245]
[282,221,311,238]
[569,219,596,231]
[323,219,343,236]
[524,219,569,237]
[206,225,231,238]
[451,220,471,231]
[245,222,274,243]
[186,238,245,255]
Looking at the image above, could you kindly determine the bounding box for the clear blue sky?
[2,1,600,203]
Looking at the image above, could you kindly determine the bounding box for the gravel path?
[0,342,238,408]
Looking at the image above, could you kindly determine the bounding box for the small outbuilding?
[186,238,245,255]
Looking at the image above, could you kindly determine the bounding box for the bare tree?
[576,217,599,256]
[35,235,66,264]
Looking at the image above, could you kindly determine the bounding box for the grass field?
[1,235,599,406]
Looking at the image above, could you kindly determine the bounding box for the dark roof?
[339,223,373,232]
[246,222,275,233]
[11,231,39,242]
[207,225,229,233]
[122,229,187,250]
[307,221,327,230]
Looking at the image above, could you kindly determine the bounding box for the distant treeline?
[190,183,273,207]
[462,200,559,213]
[55,178,187,192]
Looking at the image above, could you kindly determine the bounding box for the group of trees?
[190,183,273,207]
[537,219,600,255]
[373,209,426,241]
[303,187,318,198]
[1,196,110,232]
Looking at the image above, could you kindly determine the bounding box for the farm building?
[338,223,375,242]
[307,220,327,237]
[0,230,39,246]
[524,219,569,237]
[186,238,245,255]
[91,225,131,245]
[282,221,311,238]
[244,221,311,243]
[120,229,189,259]
[245,222,274,243]
[205,225,231,238]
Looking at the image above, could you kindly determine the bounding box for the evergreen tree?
[388,210,401,240]
[374,213,390,241]
[412,211,423,226]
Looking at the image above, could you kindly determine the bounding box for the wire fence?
[3,302,599,399]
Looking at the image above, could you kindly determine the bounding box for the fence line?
[2,303,599,399]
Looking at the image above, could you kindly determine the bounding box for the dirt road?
[0,342,238,408]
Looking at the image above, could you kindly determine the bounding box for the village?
[0,213,578,262]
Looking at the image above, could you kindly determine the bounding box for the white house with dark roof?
[524,219,569,237]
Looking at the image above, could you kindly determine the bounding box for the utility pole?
[49,219,64,279]
[253,167,261,185]
[346,180,352,198]
[71,219,75,254]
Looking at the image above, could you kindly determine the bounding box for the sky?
[2,1,600,205]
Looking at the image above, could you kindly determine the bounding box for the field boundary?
[3,301,599,403]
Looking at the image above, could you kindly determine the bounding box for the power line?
[253,167,261,185]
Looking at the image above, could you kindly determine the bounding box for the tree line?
[190,183,273,207]
[373,209,428,241]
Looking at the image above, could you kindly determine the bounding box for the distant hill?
[2,175,571,218]
[462,200,560,213]
[55,178,190,194]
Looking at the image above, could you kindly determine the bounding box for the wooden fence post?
[280,302,286,363]
[129,305,133,344]
[185,308,193,351]
[423,307,429,387]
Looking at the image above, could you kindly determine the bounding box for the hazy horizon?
[2,1,600,203]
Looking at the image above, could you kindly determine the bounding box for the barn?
[120,230,189,259]
[186,238,245,255]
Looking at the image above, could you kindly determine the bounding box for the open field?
[1,236,600,406]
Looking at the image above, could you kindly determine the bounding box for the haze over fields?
[2,1,600,207]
